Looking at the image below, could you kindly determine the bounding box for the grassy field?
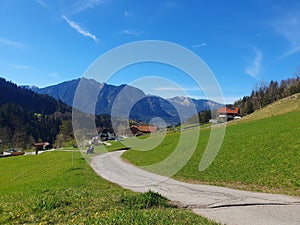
[123,95,300,196]
[0,151,218,224]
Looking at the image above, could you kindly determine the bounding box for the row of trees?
[234,76,300,116]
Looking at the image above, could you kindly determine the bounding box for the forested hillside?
[0,78,69,114]
[3,77,185,150]
[0,78,72,149]
[185,74,300,124]
[0,78,115,150]
[234,76,300,116]
[0,104,65,149]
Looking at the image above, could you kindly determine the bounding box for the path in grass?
[91,150,300,225]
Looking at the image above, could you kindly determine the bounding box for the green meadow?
[2,95,300,224]
[0,151,218,224]
[123,95,300,196]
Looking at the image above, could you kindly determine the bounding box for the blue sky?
[0,0,300,103]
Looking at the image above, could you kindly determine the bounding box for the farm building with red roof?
[130,125,158,136]
[217,107,241,121]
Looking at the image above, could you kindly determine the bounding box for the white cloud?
[271,10,300,58]
[0,38,24,48]
[10,64,31,70]
[66,0,105,16]
[62,15,98,43]
[35,0,48,9]
[192,43,207,48]
[122,29,142,36]
[245,47,263,78]
[280,46,300,59]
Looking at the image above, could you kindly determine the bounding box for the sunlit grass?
[0,151,218,224]
[123,109,300,196]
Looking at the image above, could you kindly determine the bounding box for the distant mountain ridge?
[27,78,222,124]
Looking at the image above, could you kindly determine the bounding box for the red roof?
[33,142,50,147]
[217,107,239,114]
[131,125,158,133]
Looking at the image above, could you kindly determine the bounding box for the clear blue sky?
[1,0,300,103]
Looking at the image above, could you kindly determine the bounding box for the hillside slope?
[0,78,69,115]
[0,78,71,149]
[230,93,300,124]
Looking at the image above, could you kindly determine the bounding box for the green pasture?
[123,96,300,196]
[0,151,217,224]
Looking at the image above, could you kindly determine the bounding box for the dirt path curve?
[91,151,300,225]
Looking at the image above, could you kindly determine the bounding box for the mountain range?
[24,78,222,125]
